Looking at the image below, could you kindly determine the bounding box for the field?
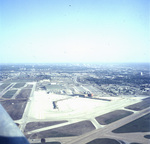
[125,98,150,111]
[0,99,27,120]
[112,113,150,133]
[16,89,32,99]
[13,83,26,88]
[24,121,68,132]
[95,110,133,125]
[45,85,64,91]
[0,83,11,91]
[31,142,61,144]
[5,79,35,83]
[87,138,120,144]
[130,143,142,144]
[144,135,150,139]
[25,84,33,88]
[26,121,95,138]
[2,90,17,98]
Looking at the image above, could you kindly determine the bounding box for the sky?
[0,0,149,64]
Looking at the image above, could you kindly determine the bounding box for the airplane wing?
[0,104,30,144]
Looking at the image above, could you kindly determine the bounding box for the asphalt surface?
[64,107,150,144]
[12,80,149,144]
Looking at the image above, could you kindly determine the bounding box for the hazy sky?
[0,0,149,63]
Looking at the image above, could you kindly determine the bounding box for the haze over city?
[1,0,149,64]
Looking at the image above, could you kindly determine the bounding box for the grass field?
[31,142,61,144]
[125,98,150,111]
[0,83,11,91]
[46,85,64,90]
[16,89,32,99]
[25,84,33,88]
[87,138,120,144]
[96,110,133,125]
[0,99,27,120]
[26,121,95,138]
[130,143,142,144]
[13,83,26,88]
[2,90,17,98]
[144,135,150,139]
[25,121,68,132]
[5,79,34,83]
[112,113,150,133]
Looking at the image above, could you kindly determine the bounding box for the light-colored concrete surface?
[27,90,144,122]
[65,107,150,144]
[90,118,103,129]
[15,82,149,144]
[20,82,37,132]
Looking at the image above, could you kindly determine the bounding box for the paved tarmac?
[14,82,150,144]
[64,107,150,144]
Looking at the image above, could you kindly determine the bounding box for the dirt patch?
[86,138,120,144]
[16,89,32,99]
[25,121,68,132]
[0,99,27,120]
[26,120,95,139]
[96,110,133,125]
[112,113,150,133]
